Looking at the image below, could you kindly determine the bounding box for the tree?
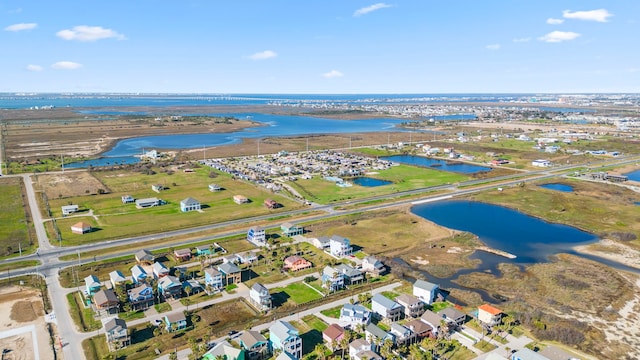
[380,339,393,359]
[169,351,178,360]
[315,343,329,360]
[339,330,352,359]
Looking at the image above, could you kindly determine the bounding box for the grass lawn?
[0,260,40,272]
[302,314,329,332]
[430,301,451,312]
[67,292,101,332]
[154,302,172,313]
[381,291,400,300]
[43,167,304,245]
[119,310,146,321]
[287,163,469,204]
[474,340,497,352]
[320,305,342,318]
[272,282,323,305]
[0,177,35,259]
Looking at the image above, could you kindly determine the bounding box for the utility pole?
[61,154,64,173]
[0,120,6,176]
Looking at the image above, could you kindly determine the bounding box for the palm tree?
[315,343,329,360]
[340,330,352,359]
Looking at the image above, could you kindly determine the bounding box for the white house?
[478,304,502,327]
[61,204,79,216]
[361,256,385,276]
[269,320,302,359]
[329,235,352,258]
[531,159,552,167]
[208,183,222,192]
[247,226,267,245]
[413,279,440,305]
[371,293,404,322]
[135,197,161,209]
[249,283,272,312]
[180,197,201,212]
[339,304,371,327]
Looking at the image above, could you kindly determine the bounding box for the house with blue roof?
[269,320,302,359]
[130,265,147,284]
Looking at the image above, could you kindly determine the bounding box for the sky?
[2,1,639,94]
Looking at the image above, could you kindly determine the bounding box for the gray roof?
[165,312,186,323]
[131,264,147,278]
[135,249,154,261]
[510,348,550,360]
[93,289,118,305]
[128,283,152,298]
[438,307,466,321]
[275,352,298,360]
[204,268,221,277]
[341,304,369,319]
[270,320,298,341]
[251,283,268,294]
[104,317,127,333]
[335,264,362,277]
[330,234,349,243]
[239,330,267,348]
[420,310,443,328]
[84,274,100,287]
[414,279,439,291]
[390,323,411,337]
[158,275,181,289]
[395,294,422,306]
[180,197,200,206]
[372,293,402,310]
[365,323,392,341]
[109,270,126,283]
[218,262,241,274]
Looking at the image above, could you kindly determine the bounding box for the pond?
[625,169,640,182]
[381,155,491,174]
[351,177,392,187]
[538,183,574,192]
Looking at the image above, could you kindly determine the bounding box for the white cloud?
[26,64,43,72]
[4,23,37,31]
[486,44,501,50]
[56,25,125,42]
[562,9,613,22]
[538,31,581,43]
[51,61,83,70]
[247,50,277,60]
[322,70,344,78]
[353,3,392,17]
[513,37,531,43]
[546,18,564,25]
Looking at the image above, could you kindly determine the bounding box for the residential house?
[121,195,135,204]
[249,283,272,312]
[353,350,382,360]
[274,352,298,360]
[104,318,129,350]
[335,264,364,285]
[173,248,192,262]
[135,197,161,209]
[164,312,187,332]
[237,251,258,265]
[93,289,119,314]
[264,198,279,209]
[395,294,425,318]
[218,262,242,285]
[478,304,503,327]
[152,262,170,279]
[371,293,404,322]
[203,341,246,360]
[130,265,148,284]
[233,195,249,204]
[182,279,203,295]
[312,236,330,249]
[322,323,345,351]
[61,204,79,216]
[322,266,345,292]
[283,255,312,272]
[269,320,302,359]
[239,330,271,360]
[389,323,416,346]
[109,270,127,288]
[180,197,201,212]
[511,348,550,360]
[361,256,385,276]
[405,319,433,339]
[195,244,215,257]
[247,226,267,245]
[281,222,304,237]
[329,235,352,257]
[532,159,552,167]
[71,222,92,234]
[204,268,224,291]
[208,183,222,192]
[152,184,164,192]
[127,283,154,310]
[349,339,372,360]
[413,279,440,305]
[339,304,371,328]
[158,276,182,300]
[420,310,443,337]
[134,249,155,264]
[84,275,102,296]
[438,307,466,327]
[364,324,394,352]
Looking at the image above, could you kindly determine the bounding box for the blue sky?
[2,1,639,93]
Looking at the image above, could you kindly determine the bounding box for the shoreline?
[573,239,640,270]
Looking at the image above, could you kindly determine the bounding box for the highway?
[1,154,637,360]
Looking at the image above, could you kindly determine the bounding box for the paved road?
[2,154,638,360]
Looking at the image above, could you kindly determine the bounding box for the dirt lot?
[36,172,109,199]
[0,286,55,360]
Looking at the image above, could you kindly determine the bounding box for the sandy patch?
[574,239,640,270]
[36,172,109,199]
[0,286,55,360]
[446,246,462,254]
[410,256,429,265]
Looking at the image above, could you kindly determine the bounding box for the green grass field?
[44,167,304,245]
[288,164,468,204]
[0,177,34,258]
[272,282,323,305]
